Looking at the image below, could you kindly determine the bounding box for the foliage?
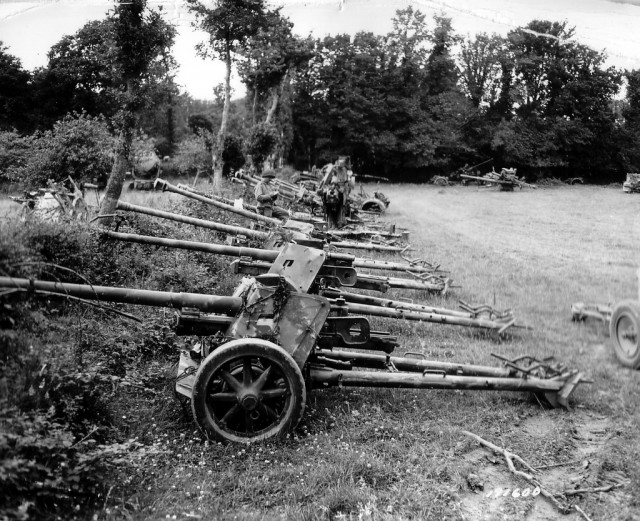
[0,130,31,183]
[0,43,32,132]
[0,194,238,518]
[10,113,115,188]
[245,122,278,170]
[172,133,214,175]
[221,134,246,176]
[188,113,214,134]
[186,0,271,188]
[100,0,177,219]
[459,33,504,108]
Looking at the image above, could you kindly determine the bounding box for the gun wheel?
[361,200,385,213]
[191,339,306,443]
[610,300,640,369]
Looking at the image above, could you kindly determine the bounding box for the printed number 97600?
[485,487,541,499]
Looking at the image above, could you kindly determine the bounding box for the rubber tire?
[610,300,640,369]
[361,200,385,213]
[191,339,306,443]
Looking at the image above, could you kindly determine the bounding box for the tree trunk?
[99,123,134,225]
[213,48,232,192]
[264,69,288,126]
[99,81,136,225]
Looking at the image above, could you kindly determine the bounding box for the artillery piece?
[461,168,537,191]
[104,229,450,294]
[0,242,587,444]
[154,179,409,251]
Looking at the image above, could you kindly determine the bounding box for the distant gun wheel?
[191,339,306,443]
[610,300,640,369]
[361,200,385,213]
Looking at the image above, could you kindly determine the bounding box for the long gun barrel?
[0,277,242,314]
[328,300,516,332]
[117,201,269,241]
[157,179,404,246]
[113,204,427,272]
[104,230,447,292]
[155,178,281,226]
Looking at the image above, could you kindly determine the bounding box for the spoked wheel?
[610,300,640,369]
[191,339,306,443]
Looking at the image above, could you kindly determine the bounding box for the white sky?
[1,0,640,100]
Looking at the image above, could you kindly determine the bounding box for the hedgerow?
[0,207,232,520]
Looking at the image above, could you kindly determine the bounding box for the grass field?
[4,181,640,520]
[106,182,637,521]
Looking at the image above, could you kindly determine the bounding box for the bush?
[172,132,213,177]
[0,206,236,519]
[245,123,278,172]
[0,130,31,184]
[221,134,245,177]
[13,112,115,189]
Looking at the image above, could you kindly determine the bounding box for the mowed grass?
[36,182,639,520]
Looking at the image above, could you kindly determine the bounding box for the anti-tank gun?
[154,179,409,252]
[103,228,450,294]
[102,224,529,334]
[0,242,588,443]
[461,168,537,191]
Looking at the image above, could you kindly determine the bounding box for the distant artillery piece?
[155,179,409,252]
[9,177,98,221]
[572,271,640,369]
[461,168,537,191]
[623,173,640,193]
[431,175,450,186]
[433,159,495,186]
[234,169,324,216]
[571,302,612,323]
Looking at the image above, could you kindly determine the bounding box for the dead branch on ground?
[461,430,569,514]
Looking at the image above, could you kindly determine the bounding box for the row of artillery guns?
[233,161,391,222]
[1,178,587,443]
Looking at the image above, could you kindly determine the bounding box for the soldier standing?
[254,170,289,220]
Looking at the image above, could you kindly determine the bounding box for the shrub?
[172,132,213,176]
[245,122,278,172]
[13,112,115,189]
[0,131,31,184]
[221,134,245,177]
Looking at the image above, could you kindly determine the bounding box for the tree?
[618,69,640,172]
[30,21,119,129]
[10,112,115,189]
[238,10,314,168]
[507,20,575,117]
[458,33,504,108]
[185,0,269,190]
[99,0,176,222]
[0,43,33,132]
[425,15,460,96]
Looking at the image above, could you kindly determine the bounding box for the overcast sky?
[1,0,640,100]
